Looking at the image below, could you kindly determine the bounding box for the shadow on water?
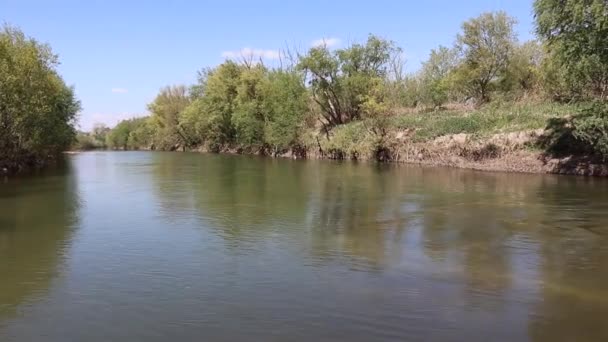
[0,159,80,320]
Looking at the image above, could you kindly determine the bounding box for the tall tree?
[91,123,110,143]
[148,85,191,150]
[419,46,460,107]
[454,11,517,103]
[179,61,243,151]
[502,40,544,96]
[298,35,400,129]
[0,25,80,173]
[535,0,608,99]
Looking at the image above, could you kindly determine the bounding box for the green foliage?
[91,123,110,145]
[318,121,374,159]
[393,102,578,141]
[418,46,460,107]
[72,123,108,150]
[298,35,400,127]
[148,85,191,150]
[454,11,517,103]
[535,0,608,100]
[106,117,153,150]
[543,103,608,160]
[180,61,242,151]
[90,5,606,164]
[7,4,608,168]
[232,66,267,149]
[501,40,544,97]
[261,70,309,154]
[127,117,156,149]
[178,61,308,154]
[106,120,131,149]
[539,50,585,101]
[312,101,581,161]
[73,133,102,150]
[572,104,608,159]
[0,25,80,172]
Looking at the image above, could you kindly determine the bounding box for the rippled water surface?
[1,152,608,341]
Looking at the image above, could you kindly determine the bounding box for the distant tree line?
[99,1,607,160]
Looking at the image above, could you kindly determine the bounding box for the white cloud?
[221,48,281,60]
[111,88,128,94]
[311,37,341,48]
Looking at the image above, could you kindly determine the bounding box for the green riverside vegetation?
[4,0,608,174]
[94,1,607,166]
[1,26,80,173]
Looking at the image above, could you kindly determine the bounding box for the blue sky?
[1,0,536,130]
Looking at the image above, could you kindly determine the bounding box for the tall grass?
[392,101,581,141]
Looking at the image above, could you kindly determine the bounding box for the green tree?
[232,65,267,149]
[261,70,309,154]
[502,40,543,96]
[0,25,80,173]
[105,117,155,150]
[454,11,517,103]
[419,46,460,108]
[73,132,99,150]
[148,85,191,150]
[534,0,608,99]
[91,123,110,146]
[127,117,156,150]
[181,61,309,154]
[298,35,400,129]
[106,119,132,150]
[179,61,242,151]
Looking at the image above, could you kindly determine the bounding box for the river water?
[1,152,607,341]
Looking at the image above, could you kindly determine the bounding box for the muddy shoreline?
[68,130,608,177]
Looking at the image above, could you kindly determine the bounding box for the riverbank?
[261,101,608,177]
[64,144,608,177]
[387,134,608,176]
[186,132,608,177]
[72,102,608,177]
[286,132,608,177]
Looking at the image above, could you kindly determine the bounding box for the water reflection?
[0,163,80,319]
[148,153,608,340]
[3,152,607,341]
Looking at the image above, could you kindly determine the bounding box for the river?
[1,151,607,341]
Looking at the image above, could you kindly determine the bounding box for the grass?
[391,101,581,141]
[304,101,585,160]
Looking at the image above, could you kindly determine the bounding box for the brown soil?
[291,130,608,177]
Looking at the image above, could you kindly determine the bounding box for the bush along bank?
[97,2,608,176]
[303,101,608,176]
[1,26,80,174]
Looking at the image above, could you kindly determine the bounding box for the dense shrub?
[0,26,79,173]
[542,103,608,160]
[96,2,607,165]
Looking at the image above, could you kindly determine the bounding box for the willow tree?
[179,61,243,151]
[535,0,608,99]
[147,85,191,150]
[298,35,400,130]
[418,46,460,108]
[454,12,517,103]
[0,25,80,173]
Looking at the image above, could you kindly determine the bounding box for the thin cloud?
[221,48,281,60]
[311,37,341,48]
[111,88,128,94]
